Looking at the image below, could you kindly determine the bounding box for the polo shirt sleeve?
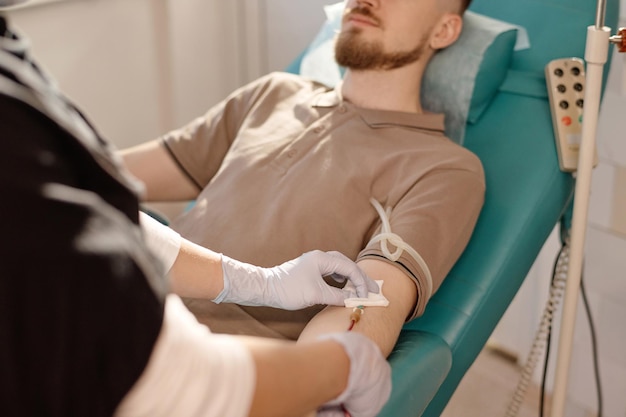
[160,73,279,189]
[114,295,256,417]
[358,155,486,320]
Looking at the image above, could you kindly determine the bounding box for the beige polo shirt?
[162,72,485,340]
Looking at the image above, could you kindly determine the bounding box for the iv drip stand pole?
[550,2,611,416]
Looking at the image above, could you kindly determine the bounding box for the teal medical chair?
[286,0,618,415]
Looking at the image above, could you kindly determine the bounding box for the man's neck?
[340,62,426,114]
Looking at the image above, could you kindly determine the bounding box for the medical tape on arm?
[367,198,433,301]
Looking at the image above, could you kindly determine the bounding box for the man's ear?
[429,13,463,50]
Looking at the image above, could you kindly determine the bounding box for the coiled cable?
[504,238,570,417]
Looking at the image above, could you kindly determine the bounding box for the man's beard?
[335,29,426,71]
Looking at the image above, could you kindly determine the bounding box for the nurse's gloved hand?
[317,332,392,417]
[213,250,378,310]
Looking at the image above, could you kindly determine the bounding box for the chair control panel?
[545,57,597,172]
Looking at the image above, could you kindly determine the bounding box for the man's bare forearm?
[298,258,418,357]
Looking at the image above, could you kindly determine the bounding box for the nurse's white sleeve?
[114,294,256,417]
[139,211,181,273]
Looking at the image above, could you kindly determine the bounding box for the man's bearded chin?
[334,30,425,71]
[0,0,28,7]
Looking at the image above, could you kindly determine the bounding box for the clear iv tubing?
[504,238,570,417]
[368,198,434,300]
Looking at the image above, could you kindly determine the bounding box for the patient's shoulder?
[250,71,331,95]
[454,143,484,177]
[424,139,486,192]
[227,71,332,112]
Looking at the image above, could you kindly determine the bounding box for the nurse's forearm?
[237,336,349,417]
[114,296,350,417]
[140,211,225,300]
[168,239,225,300]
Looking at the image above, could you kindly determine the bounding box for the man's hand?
[214,250,379,310]
[317,332,392,417]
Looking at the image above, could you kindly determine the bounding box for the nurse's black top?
[0,15,166,417]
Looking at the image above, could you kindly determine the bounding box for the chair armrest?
[378,331,452,417]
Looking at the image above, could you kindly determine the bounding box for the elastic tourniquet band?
[368,198,433,300]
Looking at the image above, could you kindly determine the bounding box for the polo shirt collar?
[311,84,342,108]
[311,82,445,134]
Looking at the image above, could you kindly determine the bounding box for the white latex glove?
[317,332,392,417]
[213,250,379,310]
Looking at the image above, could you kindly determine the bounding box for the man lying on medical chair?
[122,0,485,390]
